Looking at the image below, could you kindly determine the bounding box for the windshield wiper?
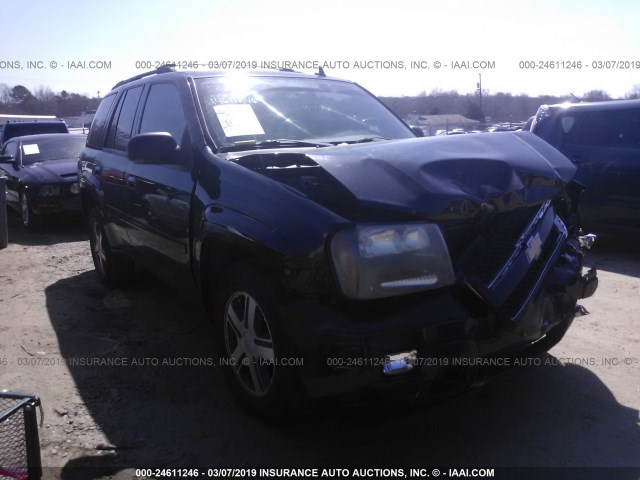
[219,139,332,153]
[342,136,389,144]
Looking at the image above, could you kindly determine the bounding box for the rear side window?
[105,86,144,151]
[139,83,187,144]
[561,109,640,148]
[87,93,117,149]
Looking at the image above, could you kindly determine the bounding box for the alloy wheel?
[224,291,275,397]
[91,220,108,274]
[20,192,30,228]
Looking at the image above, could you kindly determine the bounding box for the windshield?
[194,75,414,150]
[21,136,86,165]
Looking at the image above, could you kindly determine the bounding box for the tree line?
[2,83,639,124]
[382,86,640,123]
[0,84,100,118]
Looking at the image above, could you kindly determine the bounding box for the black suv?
[530,99,640,236]
[0,119,69,145]
[79,66,598,417]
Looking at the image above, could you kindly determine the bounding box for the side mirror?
[410,126,425,137]
[127,133,178,164]
[0,154,14,163]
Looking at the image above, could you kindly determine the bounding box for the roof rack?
[5,118,64,123]
[112,64,177,90]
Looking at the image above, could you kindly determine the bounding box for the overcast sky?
[2,0,639,98]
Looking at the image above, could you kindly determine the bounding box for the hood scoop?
[233,152,318,170]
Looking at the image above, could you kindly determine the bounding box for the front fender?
[193,203,339,297]
[201,204,293,262]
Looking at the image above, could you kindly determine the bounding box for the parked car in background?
[0,119,69,145]
[0,133,85,230]
[530,99,640,236]
[80,66,597,418]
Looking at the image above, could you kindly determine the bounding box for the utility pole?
[477,74,483,118]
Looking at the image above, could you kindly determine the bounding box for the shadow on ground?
[6,209,87,247]
[584,235,640,278]
[43,265,639,479]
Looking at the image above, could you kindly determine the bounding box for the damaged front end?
[454,194,598,356]
[225,132,599,399]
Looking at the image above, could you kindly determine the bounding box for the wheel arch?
[80,187,100,223]
[199,233,287,315]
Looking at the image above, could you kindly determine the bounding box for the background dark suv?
[530,99,640,236]
[0,119,69,145]
[79,66,597,417]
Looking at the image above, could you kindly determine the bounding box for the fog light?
[70,182,80,195]
[578,233,597,249]
[38,185,60,197]
[383,350,417,376]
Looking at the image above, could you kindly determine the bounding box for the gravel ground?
[0,211,638,479]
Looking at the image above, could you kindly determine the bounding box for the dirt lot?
[0,210,638,479]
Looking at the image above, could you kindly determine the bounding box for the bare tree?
[33,85,56,103]
[582,90,611,102]
[625,84,640,99]
[0,83,12,105]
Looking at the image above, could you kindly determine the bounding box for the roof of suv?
[111,65,350,90]
[544,99,640,112]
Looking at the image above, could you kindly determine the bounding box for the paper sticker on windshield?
[214,104,265,137]
[22,144,40,155]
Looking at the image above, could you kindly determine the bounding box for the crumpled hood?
[305,132,576,217]
[23,160,78,184]
[228,132,576,220]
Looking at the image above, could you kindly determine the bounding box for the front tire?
[88,207,134,288]
[20,191,38,232]
[213,265,303,419]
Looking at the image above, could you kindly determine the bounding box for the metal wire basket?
[0,391,42,480]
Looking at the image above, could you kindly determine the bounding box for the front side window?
[139,83,187,144]
[194,76,414,151]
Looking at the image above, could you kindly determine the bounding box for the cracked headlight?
[38,185,61,197]
[330,223,455,299]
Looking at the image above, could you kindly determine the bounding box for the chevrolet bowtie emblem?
[526,233,543,264]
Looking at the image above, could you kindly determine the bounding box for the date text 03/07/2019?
[131,59,498,70]
[518,60,640,69]
[133,467,497,478]
[133,60,409,70]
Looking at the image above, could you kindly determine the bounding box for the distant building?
[406,113,480,136]
[62,110,96,132]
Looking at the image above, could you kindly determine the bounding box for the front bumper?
[280,204,598,401]
[29,186,82,217]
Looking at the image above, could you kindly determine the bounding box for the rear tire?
[88,207,134,288]
[212,264,304,420]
